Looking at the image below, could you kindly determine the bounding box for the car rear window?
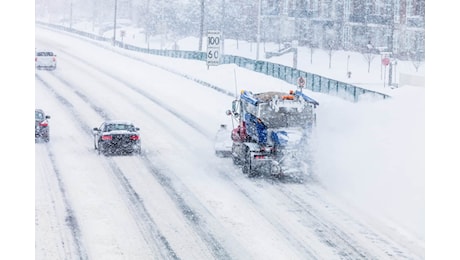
[36,52,54,56]
[35,111,44,120]
[105,124,135,132]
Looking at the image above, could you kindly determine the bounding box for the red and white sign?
[297,76,305,87]
[382,57,390,66]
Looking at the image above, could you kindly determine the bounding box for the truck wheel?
[242,161,250,174]
[233,155,243,165]
[246,163,259,177]
[232,144,242,165]
[248,170,258,178]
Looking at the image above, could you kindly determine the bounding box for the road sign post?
[206,30,221,67]
[297,76,305,92]
[382,57,390,88]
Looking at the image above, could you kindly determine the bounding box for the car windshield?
[35,111,44,121]
[36,52,54,56]
[105,123,135,132]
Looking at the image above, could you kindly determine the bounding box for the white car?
[35,50,57,70]
[214,124,233,157]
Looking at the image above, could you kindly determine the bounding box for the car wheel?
[101,148,109,156]
[97,142,103,155]
[242,162,249,174]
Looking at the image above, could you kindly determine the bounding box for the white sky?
[2,2,459,259]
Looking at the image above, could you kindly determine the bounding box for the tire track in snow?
[136,156,234,259]
[213,166,419,259]
[37,34,420,259]
[41,144,89,260]
[37,69,371,259]
[49,54,322,257]
[43,45,324,258]
[53,46,325,258]
[37,69,419,259]
[277,184,420,259]
[104,159,180,260]
[36,75,180,259]
[87,47,422,258]
[36,73,234,259]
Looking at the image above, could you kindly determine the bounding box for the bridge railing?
[37,21,390,102]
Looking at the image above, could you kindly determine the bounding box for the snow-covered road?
[35,25,424,259]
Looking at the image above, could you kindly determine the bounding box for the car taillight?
[254,155,266,159]
[39,121,48,127]
[35,57,37,62]
[130,135,139,140]
[102,135,112,140]
[53,57,56,62]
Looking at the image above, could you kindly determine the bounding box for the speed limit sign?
[297,76,305,88]
[207,30,221,66]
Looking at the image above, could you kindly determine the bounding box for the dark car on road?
[93,120,141,155]
[35,109,50,142]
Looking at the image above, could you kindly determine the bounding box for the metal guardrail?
[37,21,390,102]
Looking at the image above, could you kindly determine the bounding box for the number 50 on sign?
[207,30,221,66]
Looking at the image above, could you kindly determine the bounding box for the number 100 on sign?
[207,31,221,66]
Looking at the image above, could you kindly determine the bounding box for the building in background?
[261,0,424,60]
[35,0,424,61]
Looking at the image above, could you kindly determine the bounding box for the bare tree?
[410,50,424,72]
[362,52,376,73]
[325,24,339,69]
[136,1,156,47]
[362,42,376,73]
[327,40,336,69]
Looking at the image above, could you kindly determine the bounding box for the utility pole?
[70,1,73,29]
[388,1,395,86]
[113,0,118,46]
[256,0,262,60]
[198,0,204,51]
[221,0,225,55]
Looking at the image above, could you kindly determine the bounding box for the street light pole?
[347,54,350,77]
[113,0,118,46]
[70,1,73,29]
[198,0,204,51]
[221,0,225,55]
[388,2,395,86]
[256,0,261,60]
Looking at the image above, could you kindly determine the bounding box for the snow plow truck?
[223,89,319,179]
